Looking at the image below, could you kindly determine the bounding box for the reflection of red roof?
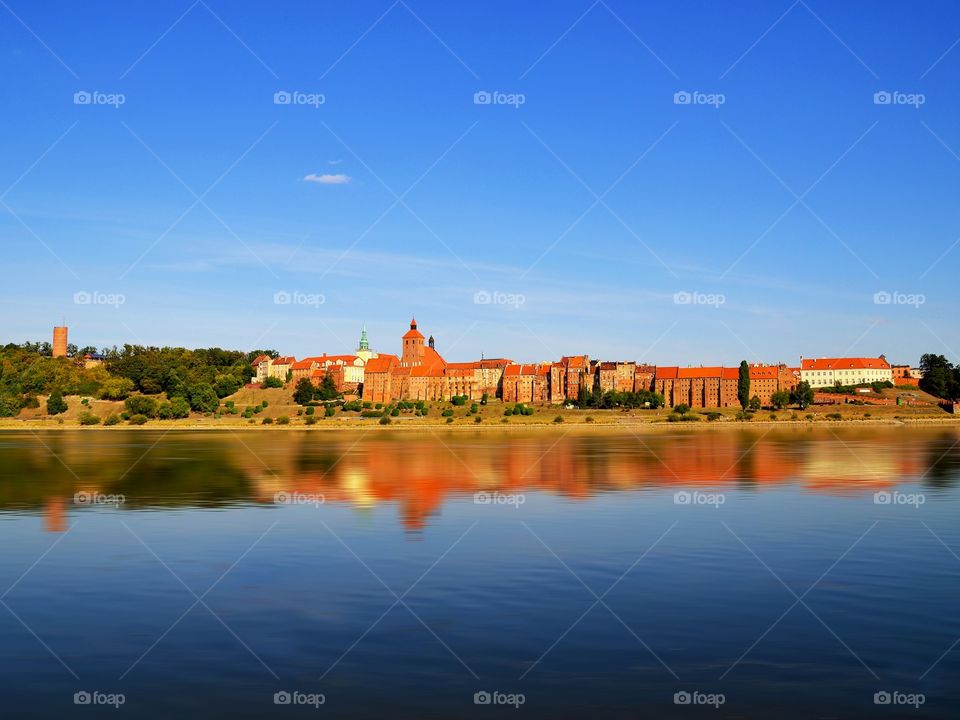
[802,357,890,370]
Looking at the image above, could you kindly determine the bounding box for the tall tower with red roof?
[401,317,425,366]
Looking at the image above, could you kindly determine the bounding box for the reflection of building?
[53,325,68,358]
[801,356,892,388]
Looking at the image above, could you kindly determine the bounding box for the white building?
[799,356,892,388]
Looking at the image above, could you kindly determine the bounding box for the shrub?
[666,413,682,422]
[363,402,372,409]
[805,413,814,421]
[22,394,40,409]
[827,413,842,421]
[78,411,100,425]
[157,397,190,419]
[442,408,454,417]
[262,417,273,425]
[585,416,594,423]
[379,416,391,425]
[553,415,564,423]
[451,395,467,406]
[374,403,382,410]
[98,377,135,401]
[504,407,513,416]
[673,404,690,415]
[469,403,478,414]
[748,395,762,411]
[325,405,336,417]
[261,377,283,389]
[445,417,453,424]
[735,410,754,421]
[46,390,68,415]
[305,406,315,416]
[128,414,148,425]
[704,412,722,421]
[187,384,219,413]
[103,414,121,426]
[80,398,89,406]
[304,415,317,425]
[125,395,158,418]
[276,415,290,425]
[214,375,241,398]
[769,413,778,421]
[474,416,482,424]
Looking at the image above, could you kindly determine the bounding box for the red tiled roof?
[250,354,271,366]
[366,354,399,373]
[801,357,890,371]
[677,367,724,379]
[721,367,740,380]
[273,356,296,365]
[292,358,320,370]
[749,365,779,380]
[656,366,679,380]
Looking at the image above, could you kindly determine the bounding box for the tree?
[261,377,284,389]
[293,378,316,405]
[315,374,339,401]
[188,383,219,413]
[98,377,135,401]
[214,374,241,398]
[749,395,761,411]
[791,381,814,409]
[771,389,790,409]
[919,353,959,400]
[125,395,158,418]
[46,390,68,415]
[737,361,750,410]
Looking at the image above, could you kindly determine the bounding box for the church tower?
[401,317,425,366]
[356,324,377,362]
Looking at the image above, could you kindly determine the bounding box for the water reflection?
[1,427,957,532]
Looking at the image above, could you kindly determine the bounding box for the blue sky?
[2,0,959,366]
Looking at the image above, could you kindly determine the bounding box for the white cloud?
[303,173,351,185]
[327,159,343,165]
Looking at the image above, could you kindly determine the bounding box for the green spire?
[359,324,369,351]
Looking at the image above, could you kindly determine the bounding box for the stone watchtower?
[401,317,425,366]
[53,325,68,358]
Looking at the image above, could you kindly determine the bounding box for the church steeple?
[428,335,435,350]
[359,324,369,351]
